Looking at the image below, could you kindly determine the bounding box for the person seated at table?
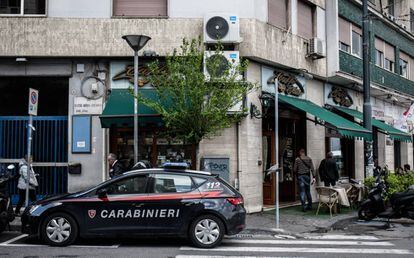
[318,152,339,187]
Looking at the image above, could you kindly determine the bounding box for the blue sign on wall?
[72,115,91,153]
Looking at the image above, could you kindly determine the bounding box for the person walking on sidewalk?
[107,153,125,179]
[293,149,315,212]
[318,152,339,187]
[15,156,38,215]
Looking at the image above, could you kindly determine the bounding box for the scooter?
[0,164,16,233]
[358,173,414,222]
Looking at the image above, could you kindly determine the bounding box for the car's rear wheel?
[41,212,78,246]
[189,215,224,248]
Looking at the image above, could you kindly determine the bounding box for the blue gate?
[0,116,68,204]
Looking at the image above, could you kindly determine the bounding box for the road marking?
[303,234,378,240]
[180,246,412,255]
[0,234,28,246]
[1,243,119,249]
[0,234,119,249]
[223,239,394,246]
[175,254,303,258]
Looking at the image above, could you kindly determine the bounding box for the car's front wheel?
[189,215,225,248]
[41,212,78,246]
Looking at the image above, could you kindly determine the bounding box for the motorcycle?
[0,164,16,233]
[358,172,414,222]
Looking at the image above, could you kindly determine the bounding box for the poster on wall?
[72,115,92,153]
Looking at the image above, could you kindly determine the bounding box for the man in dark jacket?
[107,153,125,178]
[318,152,339,187]
[293,149,315,212]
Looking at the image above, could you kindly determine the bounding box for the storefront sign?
[261,66,306,97]
[156,138,169,145]
[110,61,165,89]
[74,97,103,115]
[325,84,355,109]
[328,86,353,107]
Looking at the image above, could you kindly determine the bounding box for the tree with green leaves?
[137,38,255,145]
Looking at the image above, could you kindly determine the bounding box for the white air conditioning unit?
[204,13,240,43]
[308,38,326,59]
[204,51,241,80]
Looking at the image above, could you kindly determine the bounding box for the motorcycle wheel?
[358,206,376,221]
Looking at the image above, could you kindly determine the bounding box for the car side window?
[103,175,148,195]
[151,174,193,193]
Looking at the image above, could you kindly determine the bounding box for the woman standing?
[14,156,38,215]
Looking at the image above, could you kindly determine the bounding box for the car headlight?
[29,205,41,214]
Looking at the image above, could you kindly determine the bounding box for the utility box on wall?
[200,157,230,181]
[68,163,82,174]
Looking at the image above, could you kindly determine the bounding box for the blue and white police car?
[21,165,246,248]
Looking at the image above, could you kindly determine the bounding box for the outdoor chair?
[316,186,339,218]
[347,185,360,209]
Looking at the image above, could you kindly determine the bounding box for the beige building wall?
[377,132,387,167]
[385,142,395,170]
[305,79,326,199]
[238,62,263,213]
[197,125,238,185]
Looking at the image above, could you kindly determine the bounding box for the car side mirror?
[97,188,108,198]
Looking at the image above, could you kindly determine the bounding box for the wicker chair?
[347,185,360,209]
[316,186,339,218]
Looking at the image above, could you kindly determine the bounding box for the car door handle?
[133,203,145,208]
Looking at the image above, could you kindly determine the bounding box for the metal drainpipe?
[236,121,241,190]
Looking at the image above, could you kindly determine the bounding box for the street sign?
[28,88,39,116]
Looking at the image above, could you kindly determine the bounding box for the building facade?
[0,0,413,212]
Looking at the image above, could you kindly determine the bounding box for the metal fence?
[0,116,68,203]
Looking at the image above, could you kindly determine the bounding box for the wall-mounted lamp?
[386,94,398,103]
[250,103,262,119]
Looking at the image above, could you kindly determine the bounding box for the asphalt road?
[0,230,413,258]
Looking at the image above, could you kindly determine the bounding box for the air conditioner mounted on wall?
[203,50,241,80]
[204,13,240,43]
[308,38,326,59]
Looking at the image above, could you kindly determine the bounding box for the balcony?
[339,51,414,96]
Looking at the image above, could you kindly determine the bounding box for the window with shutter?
[113,0,167,17]
[297,0,313,39]
[338,17,351,50]
[268,0,287,29]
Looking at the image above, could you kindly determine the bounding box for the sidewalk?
[242,205,357,236]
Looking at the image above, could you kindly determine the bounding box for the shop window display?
[111,129,194,169]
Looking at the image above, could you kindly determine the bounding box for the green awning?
[279,94,372,140]
[99,89,162,128]
[333,106,412,142]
